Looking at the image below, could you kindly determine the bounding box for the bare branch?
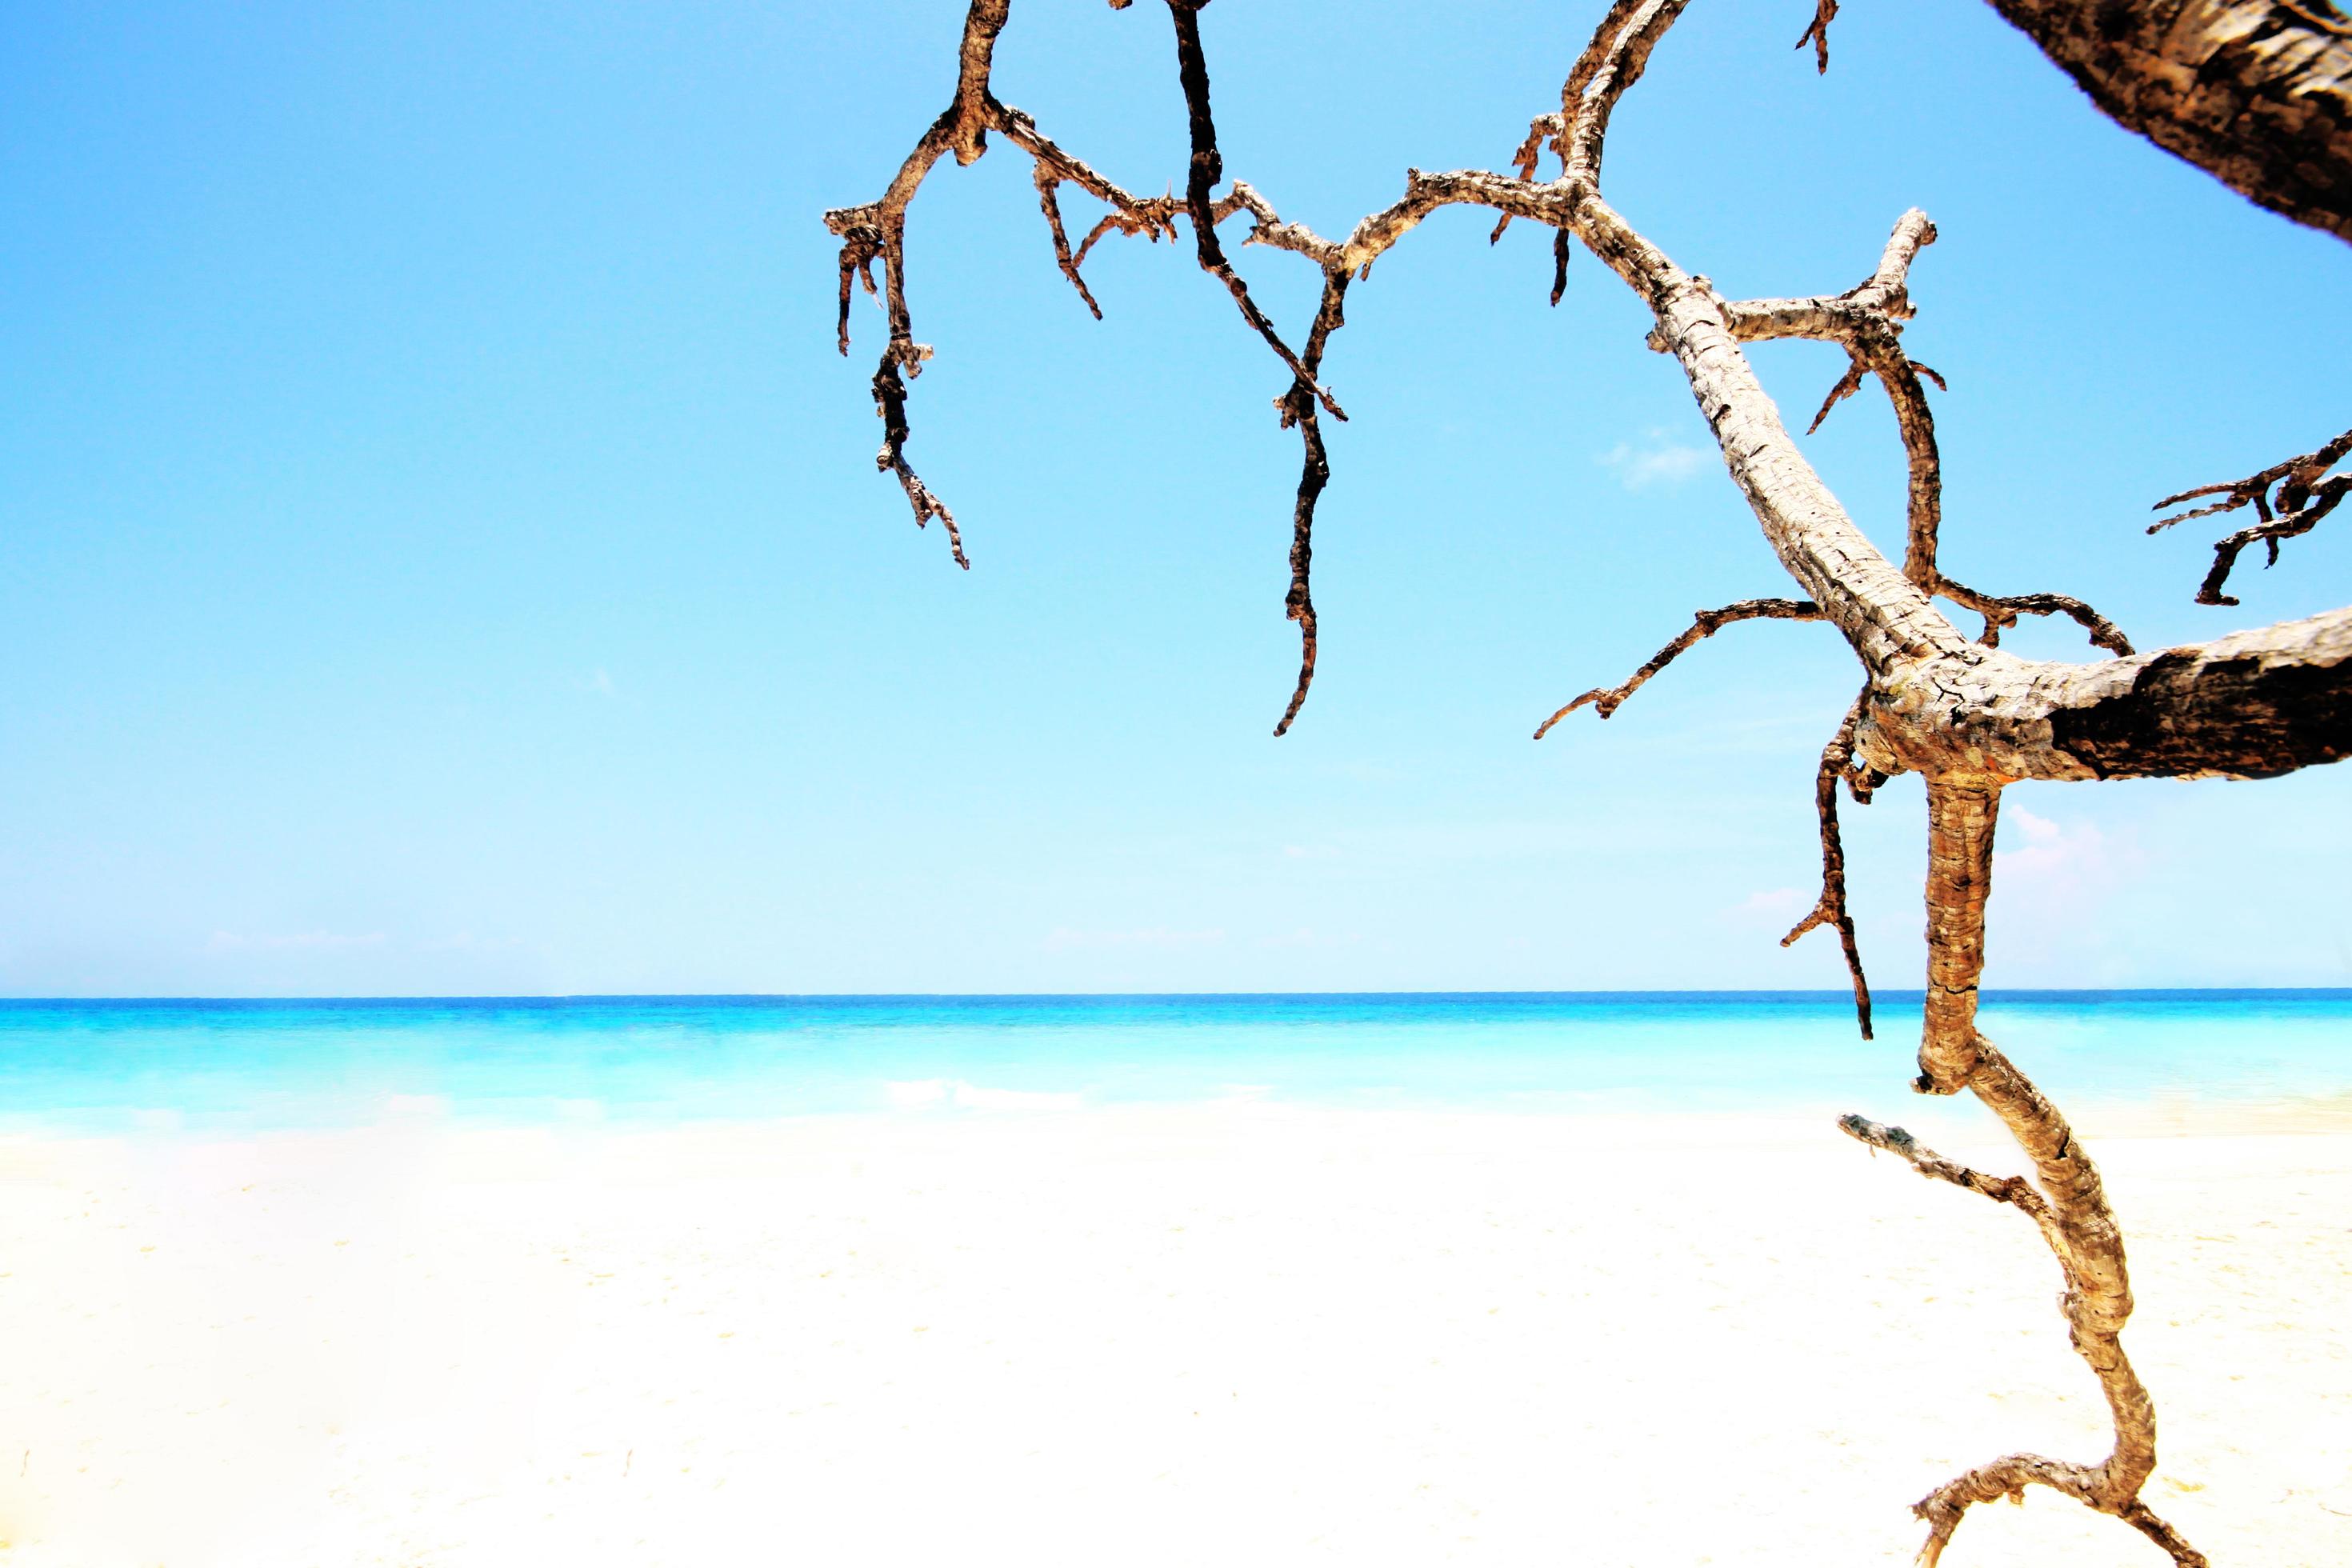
[1534,598,1822,734]
[1274,270,1351,736]
[1837,1114,2056,1240]
[1986,0,2352,244]
[1803,354,1866,435]
[826,7,2336,1561]
[2151,425,2352,605]
[1784,690,1877,1039]
[834,221,882,355]
[1032,164,1102,318]
[1794,1,1839,75]
[1564,0,1691,182]
[1164,0,1345,419]
[1845,786,2204,1564]
[1934,576,2134,656]
[872,354,966,570]
[1486,112,1565,246]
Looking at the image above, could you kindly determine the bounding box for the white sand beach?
[2,1100,2347,1566]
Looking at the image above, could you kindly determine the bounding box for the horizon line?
[4,986,2349,1006]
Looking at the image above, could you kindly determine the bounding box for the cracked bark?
[826,2,2351,1556]
[1983,1,2352,244]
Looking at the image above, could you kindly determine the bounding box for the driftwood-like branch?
[1533,598,1822,734]
[1838,1113,2060,1252]
[830,6,2351,1554]
[2151,424,2352,605]
[1983,0,2352,245]
[1722,212,2134,655]
[1848,782,2207,1566]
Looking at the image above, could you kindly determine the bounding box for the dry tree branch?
[829,8,2352,1554]
[1033,162,1103,318]
[1784,688,1879,1038]
[1165,1,1345,420]
[1795,0,1839,73]
[823,0,1213,570]
[1978,0,2352,244]
[1850,783,2208,1567]
[871,352,966,570]
[2150,424,2352,605]
[1934,576,2134,654]
[1532,598,1822,733]
[1274,269,1352,735]
[1719,213,2133,655]
[1838,1114,2060,1250]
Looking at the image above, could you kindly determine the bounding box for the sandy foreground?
[0,1095,2346,1566]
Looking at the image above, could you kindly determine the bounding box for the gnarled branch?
[1533,598,1822,734]
[2151,424,2352,606]
[1845,782,2205,1566]
[1783,690,1880,1038]
[830,12,2346,1556]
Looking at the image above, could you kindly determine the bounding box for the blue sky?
[5,0,2348,997]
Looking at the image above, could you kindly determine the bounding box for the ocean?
[2,990,2348,1134]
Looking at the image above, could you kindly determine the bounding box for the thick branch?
[1986,0,2352,244]
[1846,782,2202,1566]
[1853,607,2352,784]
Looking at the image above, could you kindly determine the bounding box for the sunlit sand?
[2,1102,2346,1565]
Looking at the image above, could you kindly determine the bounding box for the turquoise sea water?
[2,992,2348,1134]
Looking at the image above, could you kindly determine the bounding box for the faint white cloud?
[578,668,618,696]
[1996,806,2128,888]
[1602,430,1707,492]
[206,930,388,953]
[1280,844,1339,861]
[1041,926,1226,953]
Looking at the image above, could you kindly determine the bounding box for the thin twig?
[1534,598,1822,734]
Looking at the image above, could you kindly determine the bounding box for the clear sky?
[5,1,2348,998]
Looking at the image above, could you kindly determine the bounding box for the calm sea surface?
[2,992,2347,1134]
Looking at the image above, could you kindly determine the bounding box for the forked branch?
[1783,690,1881,1038]
[1723,211,2130,655]
[830,12,2347,1558]
[1845,782,2206,1567]
[2151,424,2352,606]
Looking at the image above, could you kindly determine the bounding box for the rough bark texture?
[1984,1,2352,243]
[826,2,2352,1556]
